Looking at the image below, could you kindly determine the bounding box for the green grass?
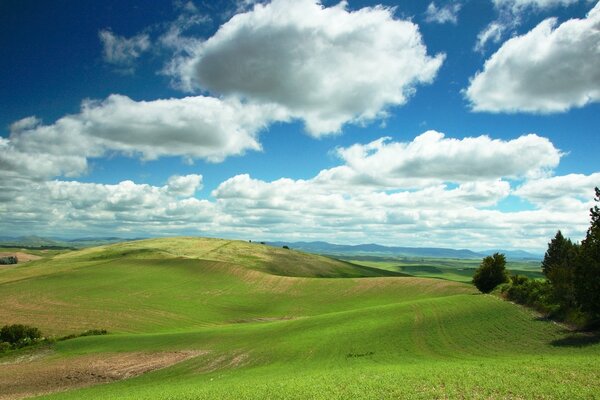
[345,256,544,283]
[0,237,597,399]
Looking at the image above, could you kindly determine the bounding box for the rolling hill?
[0,237,597,399]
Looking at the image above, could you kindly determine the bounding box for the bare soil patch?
[0,252,42,263]
[0,350,205,400]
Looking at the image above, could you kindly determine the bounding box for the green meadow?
[344,256,544,283]
[0,237,598,399]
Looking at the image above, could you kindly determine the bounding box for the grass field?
[0,237,598,399]
[343,256,544,283]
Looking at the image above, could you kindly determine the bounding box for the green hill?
[0,237,598,399]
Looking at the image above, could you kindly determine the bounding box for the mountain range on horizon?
[267,241,542,260]
[0,235,541,260]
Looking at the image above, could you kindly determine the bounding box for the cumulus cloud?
[99,29,151,71]
[333,131,561,187]
[424,2,462,24]
[210,171,590,250]
[165,174,203,196]
[204,131,579,250]
[0,95,287,182]
[514,172,600,204]
[466,3,600,112]
[170,0,444,136]
[474,0,592,52]
[0,128,594,250]
[0,175,216,237]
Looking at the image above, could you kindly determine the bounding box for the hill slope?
[0,237,598,399]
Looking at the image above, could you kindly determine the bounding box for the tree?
[473,253,509,293]
[574,187,600,320]
[542,231,578,309]
[542,231,575,277]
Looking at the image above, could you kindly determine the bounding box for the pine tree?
[574,187,600,320]
[542,230,578,309]
[542,230,575,277]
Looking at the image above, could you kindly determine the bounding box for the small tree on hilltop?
[473,253,509,293]
[574,187,600,321]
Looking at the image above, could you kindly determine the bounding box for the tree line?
[472,187,600,328]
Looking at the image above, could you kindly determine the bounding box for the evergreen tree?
[542,230,578,309]
[542,231,573,277]
[574,187,600,320]
[473,253,509,293]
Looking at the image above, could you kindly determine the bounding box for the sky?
[1,0,599,251]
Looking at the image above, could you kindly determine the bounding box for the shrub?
[81,329,108,336]
[0,255,18,265]
[501,276,564,316]
[59,329,108,341]
[0,324,42,345]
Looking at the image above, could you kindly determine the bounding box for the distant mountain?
[479,249,542,260]
[0,236,137,249]
[267,241,542,260]
[0,236,542,260]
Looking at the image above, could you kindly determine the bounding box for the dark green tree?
[542,231,574,276]
[574,187,600,320]
[542,230,578,309]
[473,253,509,293]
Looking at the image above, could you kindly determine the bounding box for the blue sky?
[1,0,598,251]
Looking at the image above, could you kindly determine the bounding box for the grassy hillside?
[0,237,598,399]
[345,256,544,283]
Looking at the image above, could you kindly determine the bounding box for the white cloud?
[209,171,591,251]
[474,22,507,52]
[99,29,151,70]
[334,131,561,186]
[0,175,217,236]
[493,0,585,12]
[466,3,600,112]
[0,129,594,251]
[165,174,203,197]
[424,2,462,24]
[1,95,288,182]
[170,0,444,136]
[514,173,600,204]
[474,0,592,52]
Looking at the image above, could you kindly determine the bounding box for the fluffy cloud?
[475,0,592,52]
[1,95,287,181]
[165,174,203,197]
[99,29,151,71]
[171,0,444,136]
[466,2,600,112]
[210,172,591,250]
[0,175,216,236]
[0,129,594,251]
[333,131,561,187]
[514,173,600,204]
[424,2,462,24]
[205,131,589,250]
